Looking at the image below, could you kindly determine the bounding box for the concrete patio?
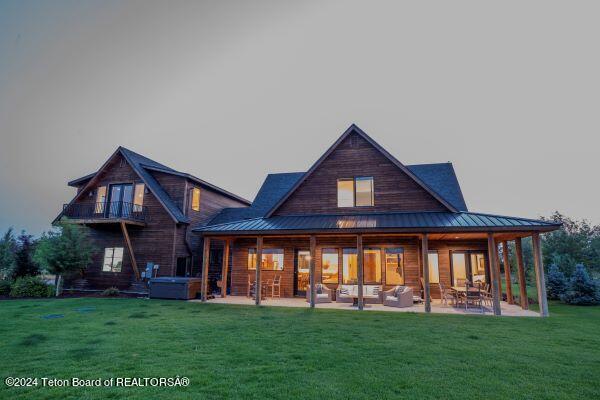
[192,296,539,317]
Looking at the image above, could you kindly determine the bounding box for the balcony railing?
[62,202,149,223]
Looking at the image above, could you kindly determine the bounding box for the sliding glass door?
[107,184,133,218]
[451,251,489,286]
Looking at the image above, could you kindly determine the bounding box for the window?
[385,248,404,285]
[95,186,107,214]
[191,187,201,211]
[470,253,487,284]
[247,248,284,270]
[355,177,374,206]
[342,248,358,284]
[451,252,467,286]
[337,179,354,207]
[321,248,338,283]
[363,248,382,284]
[428,251,440,284]
[102,247,123,272]
[337,177,374,207]
[133,183,145,211]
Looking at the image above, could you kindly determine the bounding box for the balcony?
[62,202,149,225]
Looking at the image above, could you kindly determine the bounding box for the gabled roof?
[60,147,250,225]
[407,163,468,211]
[264,124,458,217]
[207,172,303,225]
[194,211,561,234]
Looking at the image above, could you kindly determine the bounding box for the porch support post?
[309,235,316,308]
[487,233,502,315]
[357,234,364,310]
[421,234,431,313]
[221,239,230,298]
[255,236,263,306]
[515,237,529,309]
[532,232,549,317]
[120,222,140,281]
[495,242,503,300]
[502,241,514,304]
[201,237,211,302]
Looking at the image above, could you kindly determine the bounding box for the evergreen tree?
[13,231,39,278]
[0,228,17,280]
[561,264,600,305]
[546,264,567,300]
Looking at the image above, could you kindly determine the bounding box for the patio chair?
[247,276,254,298]
[465,285,483,312]
[439,282,455,306]
[381,286,413,308]
[306,284,333,303]
[420,278,432,303]
[481,284,493,307]
[270,275,281,298]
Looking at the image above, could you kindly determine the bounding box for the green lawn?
[1,298,599,399]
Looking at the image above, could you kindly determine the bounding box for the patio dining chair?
[270,275,281,298]
[465,285,483,312]
[439,282,455,306]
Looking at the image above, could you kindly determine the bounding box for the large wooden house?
[194,125,560,316]
[56,147,250,290]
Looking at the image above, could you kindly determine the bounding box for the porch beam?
[255,236,263,306]
[221,239,230,298]
[487,233,502,315]
[357,234,364,310]
[532,232,549,317]
[201,237,211,302]
[120,222,140,281]
[502,241,514,304]
[514,237,528,309]
[422,234,431,313]
[309,235,316,308]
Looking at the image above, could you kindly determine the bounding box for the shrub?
[0,280,11,296]
[561,264,600,305]
[101,287,120,297]
[9,276,52,298]
[546,264,568,300]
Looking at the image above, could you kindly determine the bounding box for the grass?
[1,298,599,399]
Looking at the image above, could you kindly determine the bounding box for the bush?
[101,287,120,297]
[0,280,11,296]
[546,264,568,300]
[9,276,52,298]
[561,264,600,305]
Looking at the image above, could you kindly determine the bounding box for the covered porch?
[195,212,561,317]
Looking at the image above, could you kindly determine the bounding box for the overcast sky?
[1,0,598,235]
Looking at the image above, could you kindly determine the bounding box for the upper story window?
[337,177,374,207]
[191,187,201,211]
[133,183,145,210]
[95,186,107,214]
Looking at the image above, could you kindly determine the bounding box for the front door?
[294,250,310,296]
[107,183,133,218]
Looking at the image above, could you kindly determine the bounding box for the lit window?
[428,251,440,284]
[95,186,107,214]
[102,247,123,272]
[363,248,382,284]
[451,252,466,286]
[355,177,374,206]
[247,248,284,270]
[321,248,338,283]
[133,183,144,211]
[191,188,201,211]
[337,179,354,207]
[342,248,358,284]
[385,248,404,285]
[337,177,374,207]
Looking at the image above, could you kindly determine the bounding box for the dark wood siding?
[274,132,448,215]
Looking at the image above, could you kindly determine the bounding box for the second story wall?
[273,131,448,216]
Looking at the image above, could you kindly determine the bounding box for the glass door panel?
[470,253,487,284]
[295,250,310,296]
[451,253,467,286]
[108,184,133,218]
